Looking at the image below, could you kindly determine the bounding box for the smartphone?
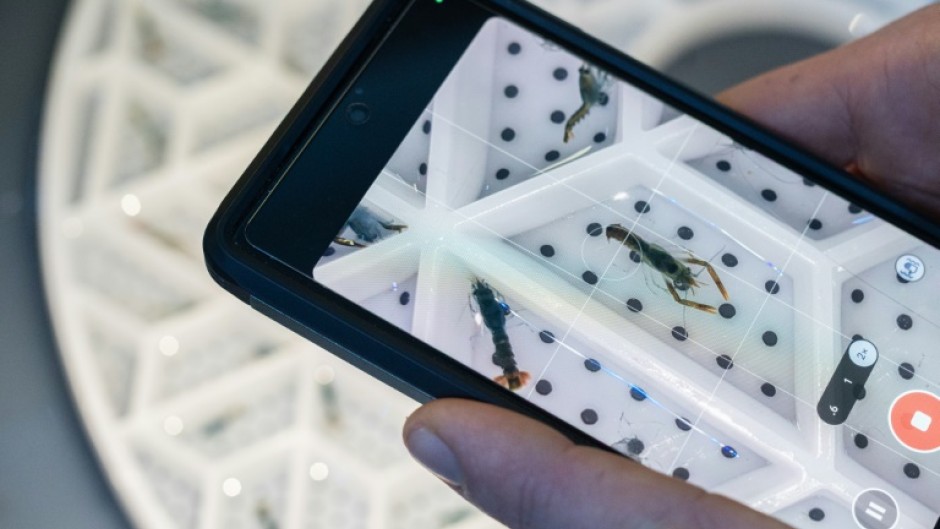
[205,1,940,527]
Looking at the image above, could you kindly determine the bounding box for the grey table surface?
[0,1,831,527]
[0,1,130,528]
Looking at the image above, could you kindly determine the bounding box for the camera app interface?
[313,17,940,529]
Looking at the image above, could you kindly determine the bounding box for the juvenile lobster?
[471,279,531,390]
[606,224,729,314]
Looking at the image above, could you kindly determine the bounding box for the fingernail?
[405,427,464,488]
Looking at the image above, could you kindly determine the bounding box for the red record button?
[889,390,940,453]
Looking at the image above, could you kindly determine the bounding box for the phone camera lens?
[345,102,371,125]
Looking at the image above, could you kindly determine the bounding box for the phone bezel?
[204,0,940,454]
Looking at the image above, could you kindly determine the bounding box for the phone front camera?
[345,102,371,125]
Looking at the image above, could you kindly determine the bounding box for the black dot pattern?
[675,417,692,432]
[762,331,778,347]
[761,383,777,397]
[535,379,552,395]
[849,204,863,214]
[899,362,915,380]
[897,314,913,330]
[634,200,651,214]
[540,244,555,257]
[672,467,690,481]
[721,445,738,458]
[672,326,688,341]
[587,223,603,237]
[584,358,601,372]
[716,354,734,370]
[507,42,521,55]
[553,67,568,81]
[419,162,427,175]
[626,298,643,313]
[626,438,645,455]
[629,251,642,263]
[765,280,781,295]
[504,85,518,98]
[761,189,777,202]
[851,289,864,303]
[495,168,510,180]
[550,110,565,124]
[501,128,515,141]
[598,92,610,106]
[323,246,336,257]
[545,150,560,162]
[808,218,823,231]
[539,330,555,344]
[808,508,825,522]
[716,160,731,172]
[630,386,648,401]
[582,271,598,285]
[677,226,694,240]
[722,253,738,267]
[904,463,921,479]
[422,120,431,134]
[719,304,736,319]
[581,409,598,425]
[594,132,607,143]
[399,292,410,306]
[854,433,869,449]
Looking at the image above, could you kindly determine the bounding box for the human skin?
[402,5,940,528]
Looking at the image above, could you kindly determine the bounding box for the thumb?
[403,399,790,529]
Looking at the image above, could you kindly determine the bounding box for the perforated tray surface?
[39,1,932,529]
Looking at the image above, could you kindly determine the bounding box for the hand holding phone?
[205,1,940,527]
[404,7,940,529]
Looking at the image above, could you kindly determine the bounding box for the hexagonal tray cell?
[175,375,297,458]
[314,241,421,336]
[135,447,203,529]
[114,95,172,187]
[385,471,478,529]
[773,494,854,529]
[429,18,628,209]
[309,358,414,471]
[126,185,217,261]
[84,310,139,417]
[133,8,228,86]
[170,0,262,45]
[67,88,103,204]
[316,199,416,267]
[381,107,434,201]
[840,244,940,514]
[216,461,290,529]
[154,305,290,401]
[188,84,292,155]
[682,130,877,241]
[71,230,205,321]
[300,449,371,529]
[527,331,769,488]
[499,157,798,422]
[281,1,367,78]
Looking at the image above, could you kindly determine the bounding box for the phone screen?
[308,16,938,528]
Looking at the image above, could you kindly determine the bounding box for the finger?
[717,5,940,217]
[715,42,859,169]
[403,399,790,529]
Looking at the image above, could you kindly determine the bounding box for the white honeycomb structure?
[38,1,932,529]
